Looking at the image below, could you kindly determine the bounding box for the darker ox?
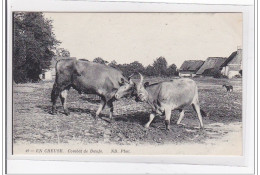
[51,59,128,119]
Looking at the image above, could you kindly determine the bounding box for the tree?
[129,61,145,74]
[13,12,60,83]
[117,61,145,77]
[166,64,177,76]
[144,65,155,76]
[153,57,168,76]
[93,57,108,65]
[108,60,118,69]
[56,48,70,57]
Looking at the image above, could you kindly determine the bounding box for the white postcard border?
[6,1,255,174]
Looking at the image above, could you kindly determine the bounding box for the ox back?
[145,79,197,110]
[51,59,126,119]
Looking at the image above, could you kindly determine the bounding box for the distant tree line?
[94,56,179,77]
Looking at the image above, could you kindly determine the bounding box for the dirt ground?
[12,77,242,154]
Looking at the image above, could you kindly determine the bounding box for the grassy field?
[13,77,242,146]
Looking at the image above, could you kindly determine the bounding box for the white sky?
[44,13,242,68]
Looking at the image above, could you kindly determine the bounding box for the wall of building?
[179,72,196,77]
[44,71,52,80]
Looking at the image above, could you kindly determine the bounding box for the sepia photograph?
[12,12,243,156]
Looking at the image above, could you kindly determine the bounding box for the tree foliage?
[56,48,70,57]
[107,58,178,78]
[124,61,145,77]
[166,64,178,76]
[93,57,108,65]
[108,60,119,69]
[144,65,155,76]
[13,12,60,83]
[152,57,168,76]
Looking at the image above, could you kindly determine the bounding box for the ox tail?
[52,61,62,103]
[200,109,207,118]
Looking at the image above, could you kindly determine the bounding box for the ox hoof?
[177,123,185,127]
[64,110,70,116]
[109,118,114,123]
[144,124,150,128]
[51,111,57,115]
[100,117,112,123]
[165,126,171,131]
[165,129,172,134]
[176,121,183,125]
[94,115,101,120]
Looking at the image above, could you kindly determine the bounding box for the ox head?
[114,74,135,100]
[115,73,149,102]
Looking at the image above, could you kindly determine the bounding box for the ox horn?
[138,73,144,85]
[128,73,134,80]
[128,73,135,84]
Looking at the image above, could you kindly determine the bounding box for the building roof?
[196,57,227,74]
[220,49,242,69]
[179,60,204,72]
[220,51,237,68]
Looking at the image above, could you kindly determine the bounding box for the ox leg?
[51,84,60,115]
[60,89,69,115]
[144,113,155,128]
[95,98,106,119]
[177,109,185,125]
[164,107,172,130]
[107,100,114,120]
[192,102,204,128]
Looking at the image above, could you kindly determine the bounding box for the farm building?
[40,56,76,80]
[179,60,204,77]
[220,48,242,79]
[196,57,227,76]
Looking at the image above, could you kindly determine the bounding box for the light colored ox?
[115,73,206,130]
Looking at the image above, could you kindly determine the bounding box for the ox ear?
[119,78,125,86]
[144,82,149,88]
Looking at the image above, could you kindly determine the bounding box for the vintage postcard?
[10,12,245,158]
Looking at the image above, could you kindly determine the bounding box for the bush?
[202,68,218,76]
[202,68,227,78]
[213,72,228,78]
[213,71,228,78]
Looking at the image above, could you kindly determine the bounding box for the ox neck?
[143,87,157,109]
